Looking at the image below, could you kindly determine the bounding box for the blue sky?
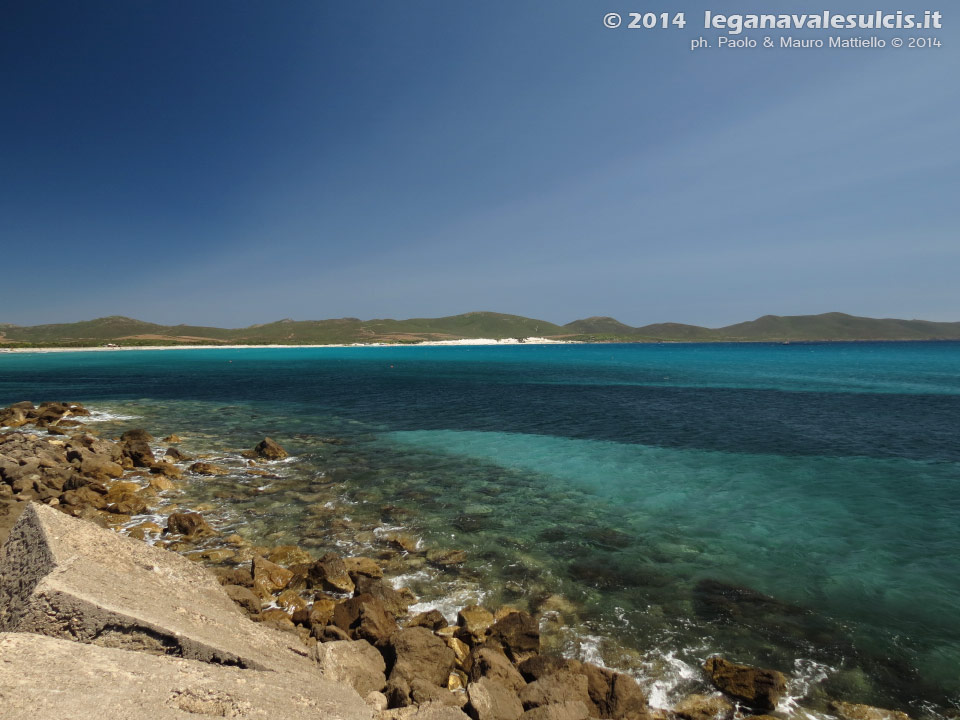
[1,1,956,328]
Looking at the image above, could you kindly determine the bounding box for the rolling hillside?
[0,312,958,347]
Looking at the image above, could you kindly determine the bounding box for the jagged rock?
[518,657,583,683]
[379,700,473,720]
[150,461,183,479]
[189,461,231,476]
[447,636,471,666]
[389,626,456,687]
[251,555,294,596]
[672,694,734,720]
[355,575,412,616]
[368,691,390,711]
[387,675,467,709]
[310,551,356,594]
[458,605,495,643]
[148,474,177,491]
[253,437,289,460]
[166,511,216,538]
[385,532,419,553]
[409,609,449,631]
[468,677,525,720]
[257,608,296,631]
[76,453,124,480]
[521,703,591,720]
[520,672,592,712]
[487,611,540,662]
[317,639,387,696]
[309,594,338,626]
[0,503,333,672]
[276,588,308,613]
[829,702,911,720]
[469,648,527,693]
[581,664,647,720]
[345,555,384,579]
[120,429,156,467]
[316,624,353,642]
[333,593,398,647]
[702,657,786,712]
[164,446,190,461]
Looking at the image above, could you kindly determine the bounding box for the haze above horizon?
[2,1,957,327]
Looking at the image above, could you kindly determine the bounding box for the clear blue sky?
[2,1,957,328]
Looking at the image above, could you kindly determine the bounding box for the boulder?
[253,437,289,460]
[333,593,398,647]
[310,551,356,594]
[355,575,413,616]
[345,555,384,579]
[520,672,592,712]
[829,702,911,720]
[672,694,734,720]
[467,677,525,720]
[702,657,786,712]
[487,611,540,662]
[521,703,591,720]
[77,454,123,480]
[380,701,473,720]
[252,555,294,596]
[164,446,190,461]
[581,665,647,720]
[317,639,387,696]
[166,511,216,539]
[518,656,582,683]
[0,632,372,720]
[409,609,449,631]
[0,503,331,672]
[458,605,495,643]
[469,648,527,693]
[120,429,156,467]
[389,626,457,687]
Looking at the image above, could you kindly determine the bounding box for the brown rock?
[520,672,592,712]
[265,544,313,566]
[164,447,190,461]
[428,549,468,567]
[163,434,182,443]
[345,556,383,579]
[518,657,583,683]
[702,657,786,712]
[257,608,296,631]
[389,626,456,687]
[521,703,591,720]
[309,552,356,594]
[468,677,525,720]
[188,461,231,476]
[582,665,647,720]
[276,589,308,614]
[355,576,412,617]
[166,512,216,539]
[78,454,124,481]
[829,702,911,720]
[672,695,733,720]
[409,609,449,631]
[251,555,294,596]
[459,605,495,643]
[148,474,177,492]
[317,639,387,696]
[385,532,419,553]
[469,648,527,693]
[487,611,540,663]
[333,593,398,647]
[149,462,183,480]
[60,486,108,510]
[120,429,155,467]
[309,595,338,627]
[253,437,288,460]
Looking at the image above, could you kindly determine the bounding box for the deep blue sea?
[2,342,958,715]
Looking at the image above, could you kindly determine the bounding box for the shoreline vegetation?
[0,400,930,720]
[2,312,960,350]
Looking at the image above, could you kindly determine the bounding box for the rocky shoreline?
[0,400,917,720]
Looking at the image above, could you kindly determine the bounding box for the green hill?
[1,311,958,347]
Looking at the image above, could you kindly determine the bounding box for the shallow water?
[2,342,958,715]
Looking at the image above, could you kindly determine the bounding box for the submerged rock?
[829,701,911,720]
[166,511,216,539]
[188,461,231,476]
[671,694,733,720]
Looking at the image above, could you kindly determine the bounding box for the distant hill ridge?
[1,311,958,347]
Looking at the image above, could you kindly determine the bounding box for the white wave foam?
[83,410,141,422]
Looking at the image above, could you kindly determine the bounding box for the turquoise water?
[1,342,958,714]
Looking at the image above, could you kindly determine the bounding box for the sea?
[1,342,958,717]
